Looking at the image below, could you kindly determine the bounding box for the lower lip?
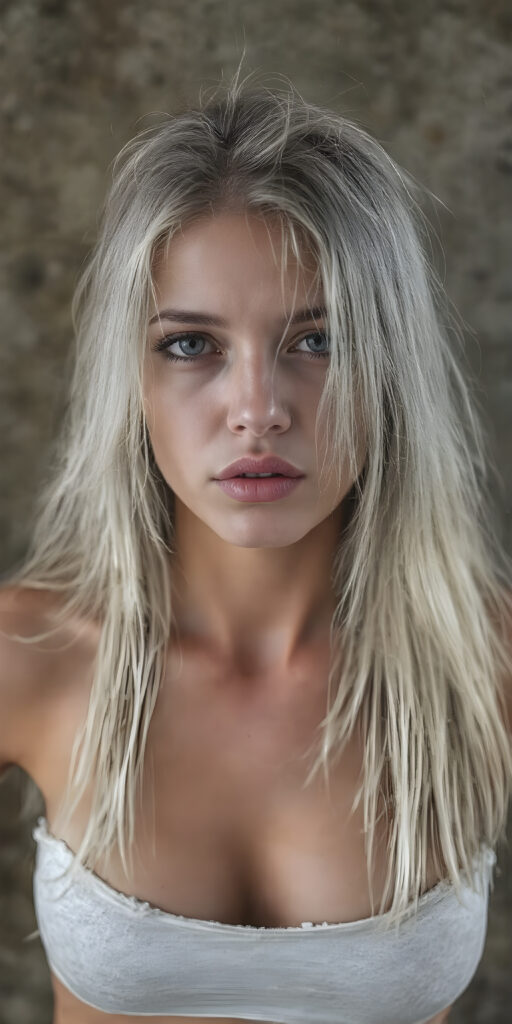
[214,476,304,502]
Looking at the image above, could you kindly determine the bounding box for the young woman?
[1,65,511,1024]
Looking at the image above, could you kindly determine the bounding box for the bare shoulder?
[0,584,98,778]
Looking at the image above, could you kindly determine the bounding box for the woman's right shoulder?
[0,584,99,779]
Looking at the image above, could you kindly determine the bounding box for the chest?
[33,640,425,930]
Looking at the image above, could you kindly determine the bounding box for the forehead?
[151,210,321,310]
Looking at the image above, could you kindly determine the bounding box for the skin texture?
[143,209,367,682]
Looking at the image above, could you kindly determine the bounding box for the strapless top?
[26,815,497,1024]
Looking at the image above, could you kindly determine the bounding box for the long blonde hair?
[5,61,512,934]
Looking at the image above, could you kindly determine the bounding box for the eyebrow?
[148,305,327,328]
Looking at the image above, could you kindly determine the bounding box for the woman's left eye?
[153,330,330,363]
[295,331,330,359]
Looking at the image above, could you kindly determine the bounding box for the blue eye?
[153,330,330,363]
[295,331,330,359]
[154,333,211,361]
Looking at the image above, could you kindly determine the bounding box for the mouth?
[215,457,304,480]
[214,473,304,502]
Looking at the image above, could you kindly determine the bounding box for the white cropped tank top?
[26,816,497,1024]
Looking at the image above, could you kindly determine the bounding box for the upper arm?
[0,585,59,777]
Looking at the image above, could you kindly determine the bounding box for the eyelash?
[153,330,330,363]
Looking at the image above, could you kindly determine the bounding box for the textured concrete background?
[0,1,511,1021]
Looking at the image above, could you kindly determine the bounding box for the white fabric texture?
[30,815,496,1024]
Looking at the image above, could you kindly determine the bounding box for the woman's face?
[143,209,365,550]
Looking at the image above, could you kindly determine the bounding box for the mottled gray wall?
[1,1,511,1022]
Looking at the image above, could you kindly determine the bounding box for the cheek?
[146,388,210,475]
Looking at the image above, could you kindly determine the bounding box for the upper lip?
[215,456,304,480]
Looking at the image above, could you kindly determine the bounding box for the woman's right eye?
[153,333,213,363]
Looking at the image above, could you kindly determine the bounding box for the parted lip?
[214,456,304,480]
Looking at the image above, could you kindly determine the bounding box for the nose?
[224,350,292,437]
